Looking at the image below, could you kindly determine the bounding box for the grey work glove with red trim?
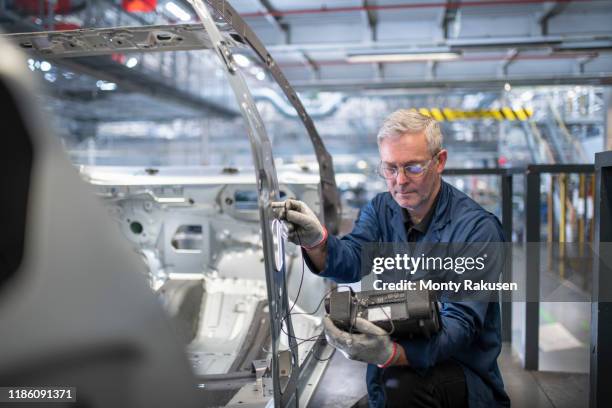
[271,199,327,250]
[323,316,400,368]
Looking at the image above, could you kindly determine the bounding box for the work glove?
[323,316,401,368]
[271,199,327,250]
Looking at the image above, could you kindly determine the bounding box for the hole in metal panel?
[171,225,203,252]
[130,221,143,234]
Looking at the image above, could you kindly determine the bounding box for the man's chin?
[394,194,418,209]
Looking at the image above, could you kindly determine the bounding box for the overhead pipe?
[241,0,597,19]
[252,89,346,119]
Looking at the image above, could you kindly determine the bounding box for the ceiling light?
[40,61,52,72]
[165,1,191,22]
[96,80,117,91]
[356,160,368,170]
[256,71,266,81]
[233,54,251,68]
[346,52,460,63]
[126,57,138,68]
[447,36,562,49]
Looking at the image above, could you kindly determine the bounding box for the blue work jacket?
[307,180,511,408]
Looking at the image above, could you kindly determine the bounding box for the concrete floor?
[309,343,589,408]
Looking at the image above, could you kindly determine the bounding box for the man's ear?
[435,149,448,174]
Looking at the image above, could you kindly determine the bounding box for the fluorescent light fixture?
[165,1,191,22]
[96,80,117,91]
[233,54,251,68]
[347,52,460,63]
[447,36,562,49]
[126,57,138,68]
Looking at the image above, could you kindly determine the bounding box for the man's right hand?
[271,199,327,250]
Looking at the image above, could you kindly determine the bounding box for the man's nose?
[396,168,411,185]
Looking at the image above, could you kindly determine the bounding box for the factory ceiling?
[235,0,612,89]
[1,0,611,91]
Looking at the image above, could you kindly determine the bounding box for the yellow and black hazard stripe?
[411,107,533,121]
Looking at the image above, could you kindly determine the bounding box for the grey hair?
[377,109,443,156]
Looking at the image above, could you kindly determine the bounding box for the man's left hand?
[323,316,401,368]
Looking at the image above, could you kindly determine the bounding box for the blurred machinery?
[0,33,202,408]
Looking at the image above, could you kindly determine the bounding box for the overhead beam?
[241,0,582,19]
[289,73,612,91]
[266,34,612,54]
[59,56,239,117]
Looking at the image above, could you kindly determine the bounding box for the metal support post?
[524,167,540,370]
[560,173,567,279]
[590,151,612,408]
[501,173,513,342]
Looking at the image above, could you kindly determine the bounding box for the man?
[272,110,510,408]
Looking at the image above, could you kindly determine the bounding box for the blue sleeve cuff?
[301,235,362,283]
[301,235,337,278]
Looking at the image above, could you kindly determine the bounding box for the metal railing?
[523,164,595,370]
[443,167,519,342]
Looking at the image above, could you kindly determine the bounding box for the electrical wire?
[280,230,343,362]
[286,231,305,316]
[268,219,396,368]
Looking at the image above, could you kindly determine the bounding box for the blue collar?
[387,180,453,241]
